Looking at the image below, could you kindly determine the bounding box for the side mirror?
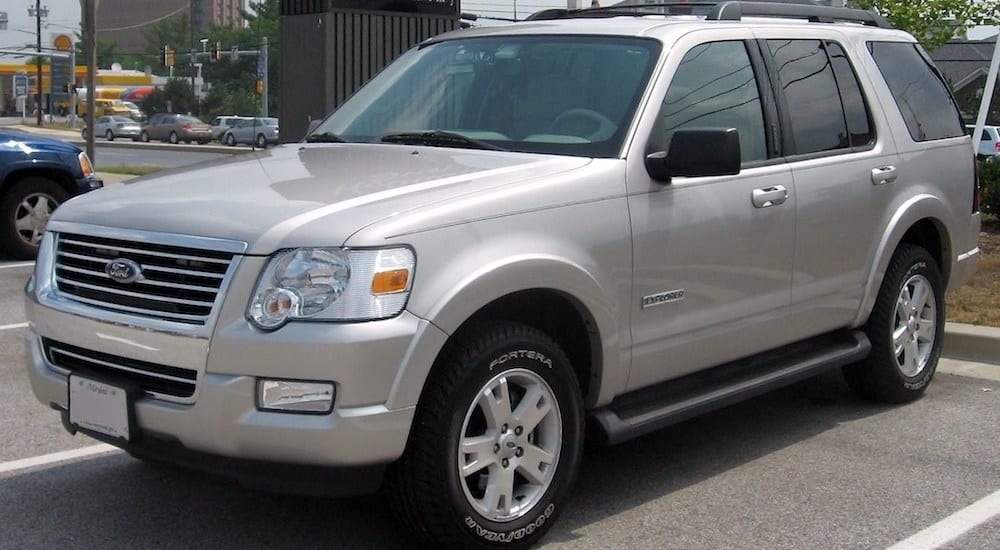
[645,128,741,182]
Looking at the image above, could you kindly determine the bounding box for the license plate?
[69,374,130,441]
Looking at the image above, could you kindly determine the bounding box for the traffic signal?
[255,80,264,94]
[213,41,222,62]
[165,47,175,67]
[159,45,167,66]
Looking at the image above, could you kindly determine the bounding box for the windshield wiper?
[379,130,506,151]
[305,131,346,143]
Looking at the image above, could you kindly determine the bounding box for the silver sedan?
[222,118,279,148]
[90,116,142,141]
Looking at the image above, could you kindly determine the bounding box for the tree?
[143,78,196,116]
[850,1,1000,51]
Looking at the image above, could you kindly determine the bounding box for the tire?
[386,321,584,548]
[844,244,944,403]
[225,133,236,146]
[81,128,88,139]
[198,140,208,145]
[140,130,149,142]
[256,134,267,149]
[169,132,179,144]
[105,129,114,141]
[0,177,68,260]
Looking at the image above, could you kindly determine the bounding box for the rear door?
[750,30,898,340]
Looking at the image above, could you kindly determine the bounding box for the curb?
[943,322,1000,365]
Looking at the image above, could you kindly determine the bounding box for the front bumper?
[23,297,432,470]
[73,175,103,195]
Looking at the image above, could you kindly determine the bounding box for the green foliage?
[156,0,280,117]
[981,158,1000,216]
[850,0,1000,51]
[143,78,197,117]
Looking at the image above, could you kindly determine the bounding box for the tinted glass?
[660,41,767,163]
[826,41,873,147]
[315,36,660,157]
[868,41,964,142]
[768,39,848,154]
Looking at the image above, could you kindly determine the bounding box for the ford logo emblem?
[106,259,142,284]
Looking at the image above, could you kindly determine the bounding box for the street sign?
[51,57,72,104]
[13,74,28,98]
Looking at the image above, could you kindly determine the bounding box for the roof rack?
[526,1,892,29]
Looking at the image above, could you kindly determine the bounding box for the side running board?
[590,330,870,445]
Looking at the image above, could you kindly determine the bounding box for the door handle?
[752,185,788,208]
[871,165,897,186]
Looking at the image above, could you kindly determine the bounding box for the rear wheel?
[256,134,268,148]
[140,130,149,142]
[169,131,179,144]
[386,322,584,548]
[105,129,114,141]
[844,244,944,403]
[0,178,68,259]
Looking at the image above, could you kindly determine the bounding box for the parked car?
[139,114,213,144]
[0,130,102,258]
[966,124,1000,159]
[22,2,982,547]
[222,117,280,147]
[209,115,253,141]
[85,115,141,141]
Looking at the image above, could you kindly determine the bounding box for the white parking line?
[0,322,28,331]
[0,262,34,270]
[886,489,1000,550]
[0,444,120,475]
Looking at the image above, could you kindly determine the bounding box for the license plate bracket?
[68,373,137,442]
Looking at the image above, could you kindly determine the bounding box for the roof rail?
[526,1,891,29]
[708,1,891,28]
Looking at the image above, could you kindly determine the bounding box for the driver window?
[659,41,767,164]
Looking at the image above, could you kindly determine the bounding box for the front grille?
[53,232,236,325]
[43,338,197,399]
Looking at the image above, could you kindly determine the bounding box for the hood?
[0,130,82,156]
[53,143,590,254]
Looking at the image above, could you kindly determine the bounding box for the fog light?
[258,379,335,414]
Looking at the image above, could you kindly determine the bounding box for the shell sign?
[53,34,73,52]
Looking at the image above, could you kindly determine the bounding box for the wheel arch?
[388,256,622,412]
[853,194,952,327]
[1,166,76,199]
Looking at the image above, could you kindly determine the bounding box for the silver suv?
[24,2,981,547]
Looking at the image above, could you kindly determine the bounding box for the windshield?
[311,35,660,157]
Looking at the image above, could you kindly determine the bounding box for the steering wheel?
[549,109,617,142]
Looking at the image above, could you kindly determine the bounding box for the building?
[96,0,245,54]
[930,35,1000,122]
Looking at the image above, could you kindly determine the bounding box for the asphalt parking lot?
[1,256,997,549]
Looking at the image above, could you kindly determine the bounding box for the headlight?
[248,247,415,330]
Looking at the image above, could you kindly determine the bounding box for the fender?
[386,253,627,410]
[0,160,76,191]
[851,193,952,327]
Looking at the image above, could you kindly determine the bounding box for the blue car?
[0,130,103,259]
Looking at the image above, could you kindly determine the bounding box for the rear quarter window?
[868,41,964,142]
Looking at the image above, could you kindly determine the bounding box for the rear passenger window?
[768,40,850,154]
[826,42,873,147]
[868,41,964,142]
[660,41,767,164]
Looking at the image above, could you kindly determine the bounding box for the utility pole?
[83,0,96,163]
[262,36,269,117]
[32,1,44,126]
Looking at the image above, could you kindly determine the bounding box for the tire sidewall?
[0,178,67,259]
[440,332,583,546]
[867,246,944,396]
[886,256,943,391]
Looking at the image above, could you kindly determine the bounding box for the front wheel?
[225,133,236,146]
[844,244,944,403]
[140,131,149,142]
[105,129,114,141]
[0,178,68,259]
[386,322,584,548]
[168,132,179,144]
